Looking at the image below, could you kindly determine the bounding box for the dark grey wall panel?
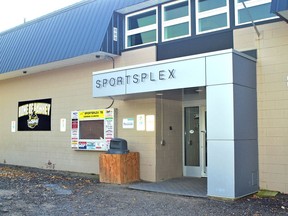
[157,30,233,61]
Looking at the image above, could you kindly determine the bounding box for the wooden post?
[99,152,140,184]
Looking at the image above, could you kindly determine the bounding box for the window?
[196,0,230,34]
[79,120,104,140]
[162,0,191,41]
[235,0,277,25]
[126,7,158,48]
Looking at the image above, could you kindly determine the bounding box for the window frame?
[235,0,277,26]
[125,7,158,49]
[195,0,230,35]
[161,0,191,42]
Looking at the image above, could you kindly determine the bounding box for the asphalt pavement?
[0,164,287,216]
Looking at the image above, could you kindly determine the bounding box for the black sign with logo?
[18,98,52,131]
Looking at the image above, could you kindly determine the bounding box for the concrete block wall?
[0,46,158,182]
[234,21,288,194]
[0,62,105,173]
[117,98,157,182]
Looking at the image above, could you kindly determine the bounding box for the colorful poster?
[71,109,115,151]
[71,111,79,149]
[79,110,104,119]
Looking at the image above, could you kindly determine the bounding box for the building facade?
[0,0,287,199]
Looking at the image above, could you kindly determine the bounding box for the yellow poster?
[79,110,105,119]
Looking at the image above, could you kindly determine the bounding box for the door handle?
[189,140,193,145]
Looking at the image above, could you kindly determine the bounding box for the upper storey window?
[162,0,191,41]
[196,0,230,34]
[235,0,277,25]
[126,7,158,48]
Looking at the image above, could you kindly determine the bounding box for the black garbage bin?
[107,138,129,154]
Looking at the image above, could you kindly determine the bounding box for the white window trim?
[125,7,158,49]
[235,0,277,26]
[195,0,230,35]
[161,0,191,42]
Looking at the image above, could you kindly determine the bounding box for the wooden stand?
[99,152,140,184]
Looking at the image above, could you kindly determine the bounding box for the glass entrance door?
[183,106,207,177]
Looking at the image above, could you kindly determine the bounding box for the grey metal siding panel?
[271,0,288,13]
[0,0,147,74]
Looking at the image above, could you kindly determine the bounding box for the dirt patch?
[0,164,287,216]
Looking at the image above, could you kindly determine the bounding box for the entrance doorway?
[183,105,207,177]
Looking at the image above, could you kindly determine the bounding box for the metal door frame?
[183,100,207,177]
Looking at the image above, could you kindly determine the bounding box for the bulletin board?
[71,109,116,151]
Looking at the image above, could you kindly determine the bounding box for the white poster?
[146,115,155,132]
[11,121,16,133]
[60,118,66,132]
[123,118,134,129]
[137,114,145,131]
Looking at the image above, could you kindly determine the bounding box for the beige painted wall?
[234,21,288,194]
[117,98,157,181]
[0,46,158,181]
[155,91,183,181]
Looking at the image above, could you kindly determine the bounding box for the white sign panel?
[93,57,206,97]
[126,58,205,94]
[93,70,126,97]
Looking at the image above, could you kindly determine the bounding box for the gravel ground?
[0,164,287,216]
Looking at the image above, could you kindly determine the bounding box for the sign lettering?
[95,69,176,89]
